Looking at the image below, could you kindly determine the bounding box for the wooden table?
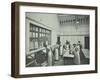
[63,54,74,65]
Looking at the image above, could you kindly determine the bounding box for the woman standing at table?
[73,44,81,65]
[63,40,71,57]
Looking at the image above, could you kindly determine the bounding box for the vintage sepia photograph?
[11,2,97,78]
[25,13,90,67]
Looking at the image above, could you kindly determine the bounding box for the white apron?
[48,49,53,66]
[55,48,59,60]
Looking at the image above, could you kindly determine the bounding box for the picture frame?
[11,2,98,78]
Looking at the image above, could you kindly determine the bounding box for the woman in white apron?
[73,44,81,65]
[55,44,59,60]
[63,41,70,57]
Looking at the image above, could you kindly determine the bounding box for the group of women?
[62,40,82,65]
[33,40,83,66]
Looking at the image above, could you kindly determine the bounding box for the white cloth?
[63,49,70,57]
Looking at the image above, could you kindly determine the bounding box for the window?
[29,23,51,51]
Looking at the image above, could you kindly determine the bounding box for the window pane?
[33,27,35,31]
[33,32,35,37]
[39,28,41,32]
[36,27,38,32]
[35,33,38,38]
[42,29,44,33]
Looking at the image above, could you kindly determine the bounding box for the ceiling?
[57,14,89,26]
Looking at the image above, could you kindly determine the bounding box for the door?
[84,36,89,49]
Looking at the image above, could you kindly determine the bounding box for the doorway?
[84,36,89,49]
